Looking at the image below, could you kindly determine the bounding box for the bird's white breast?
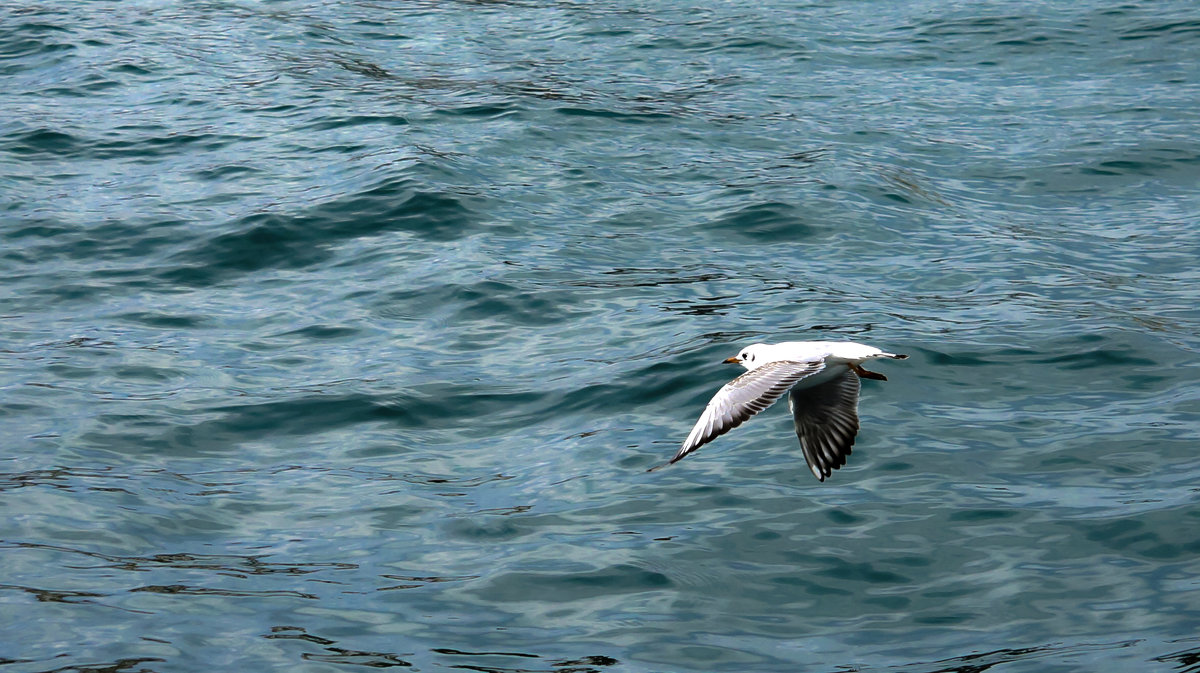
[749,341,882,387]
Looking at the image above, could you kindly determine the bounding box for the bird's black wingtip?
[893,353,909,360]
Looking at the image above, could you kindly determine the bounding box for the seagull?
[653,341,907,481]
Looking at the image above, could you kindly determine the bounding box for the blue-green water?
[3,1,1200,670]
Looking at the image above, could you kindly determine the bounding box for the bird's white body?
[658,340,908,481]
[734,341,895,383]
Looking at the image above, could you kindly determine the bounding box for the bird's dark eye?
[742,353,750,360]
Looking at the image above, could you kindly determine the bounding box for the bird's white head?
[724,343,769,370]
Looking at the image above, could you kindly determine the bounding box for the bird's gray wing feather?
[789,368,861,482]
[669,360,826,465]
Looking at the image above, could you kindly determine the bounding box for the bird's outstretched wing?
[790,368,861,482]
[664,360,826,467]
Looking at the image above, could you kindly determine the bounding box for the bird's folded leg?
[851,364,887,381]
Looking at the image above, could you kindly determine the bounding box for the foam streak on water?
[2,1,1199,671]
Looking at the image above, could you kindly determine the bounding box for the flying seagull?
[653,341,907,481]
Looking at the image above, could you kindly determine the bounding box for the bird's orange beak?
[724,357,742,364]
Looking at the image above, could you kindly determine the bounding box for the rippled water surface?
[3,1,1200,671]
